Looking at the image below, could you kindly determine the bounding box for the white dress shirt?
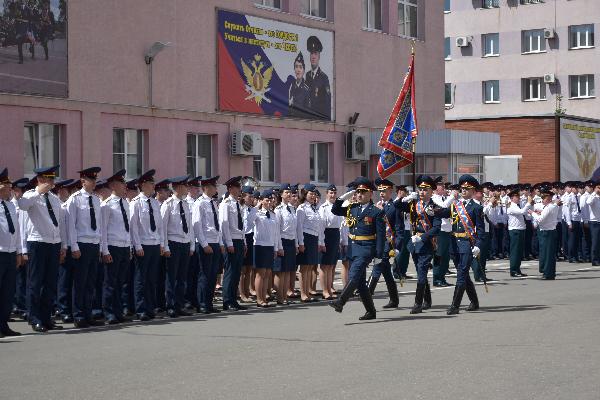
[218,195,245,247]
[192,194,223,248]
[432,193,454,232]
[160,195,194,252]
[12,198,28,254]
[507,201,530,230]
[566,192,582,223]
[100,194,131,255]
[532,203,559,231]
[579,192,591,222]
[319,200,344,230]
[275,201,297,241]
[243,204,258,235]
[0,199,21,253]
[65,189,102,251]
[249,208,281,250]
[129,192,163,251]
[585,192,600,222]
[296,202,325,246]
[18,189,66,247]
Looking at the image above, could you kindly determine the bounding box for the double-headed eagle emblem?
[576,142,597,178]
[241,54,273,105]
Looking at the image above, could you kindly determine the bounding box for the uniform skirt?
[243,233,254,266]
[298,233,319,265]
[321,228,340,265]
[275,238,297,272]
[254,245,275,269]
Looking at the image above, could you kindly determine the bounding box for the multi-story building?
[444,0,600,183]
[0,0,447,188]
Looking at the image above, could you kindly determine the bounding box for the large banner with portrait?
[0,0,67,97]
[560,116,600,181]
[217,9,334,121]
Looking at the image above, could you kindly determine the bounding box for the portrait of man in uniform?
[305,35,332,121]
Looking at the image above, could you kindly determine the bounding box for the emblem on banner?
[576,142,597,178]
[241,54,273,105]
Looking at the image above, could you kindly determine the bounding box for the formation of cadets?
[1,164,599,335]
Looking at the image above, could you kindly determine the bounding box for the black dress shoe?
[62,315,74,324]
[87,319,105,327]
[197,307,211,314]
[358,311,376,320]
[45,323,63,330]
[177,309,192,316]
[541,276,555,280]
[107,318,120,325]
[510,273,519,277]
[32,323,48,333]
[382,301,398,309]
[592,263,600,266]
[123,308,134,317]
[167,309,178,318]
[422,302,431,310]
[208,307,221,313]
[466,302,479,311]
[433,281,443,287]
[138,314,151,321]
[73,320,89,329]
[116,315,130,323]
[446,306,460,315]
[1,328,21,336]
[518,272,528,277]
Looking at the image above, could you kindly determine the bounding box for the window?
[444,37,451,60]
[453,155,483,184]
[300,0,327,19]
[310,142,329,183]
[186,134,212,178]
[522,29,546,53]
[24,123,60,178]
[569,24,594,49]
[113,128,144,180]
[483,80,500,103]
[398,0,418,38]
[522,77,546,101]
[253,139,276,182]
[445,83,453,106]
[360,161,369,178]
[444,0,451,13]
[569,75,595,99]
[482,0,500,8]
[255,0,280,9]
[362,0,382,31]
[483,33,500,56]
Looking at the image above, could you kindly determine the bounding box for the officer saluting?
[305,35,331,121]
[329,177,385,321]
[18,165,67,332]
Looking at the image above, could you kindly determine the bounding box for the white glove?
[339,190,356,201]
[411,235,422,244]
[402,192,419,203]
[373,258,382,265]
[472,246,480,258]
[425,205,435,216]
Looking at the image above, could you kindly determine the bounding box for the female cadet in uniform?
[248,190,282,307]
[239,186,256,303]
[274,183,298,305]
[288,52,311,119]
[296,184,325,303]
[319,184,343,300]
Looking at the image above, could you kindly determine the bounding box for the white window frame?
[362,0,382,31]
[445,83,453,107]
[482,0,500,9]
[398,0,418,39]
[255,0,281,10]
[569,75,595,99]
[253,139,276,183]
[113,128,145,180]
[186,133,212,179]
[522,29,546,54]
[482,33,500,57]
[309,142,330,184]
[522,77,546,101]
[483,80,500,103]
[23,123,61,178]
[300,0,327,20]
[569,24,595,50]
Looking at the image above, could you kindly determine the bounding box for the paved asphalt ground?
[1,260,600,400]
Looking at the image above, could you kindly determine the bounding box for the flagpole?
[410,40,417,191]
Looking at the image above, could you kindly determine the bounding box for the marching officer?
[160,175,195,318]
[130,170,164,321]
[219,176,248,311]
[100,170,132,324]
[192,176,224,314]
[0,169,22,337]
[305,35,331,120]
[18,165,67,332]
[329,177,384,321]
[65,167,103,328]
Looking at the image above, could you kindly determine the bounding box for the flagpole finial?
[410,40,416,55]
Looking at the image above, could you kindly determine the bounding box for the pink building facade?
[0,0,444,187]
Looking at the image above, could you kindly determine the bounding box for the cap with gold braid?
[34,165,60,179]
[458,174,479,190]
[375,178,394,191]
[354,176,375,192]
[416,175,435,189]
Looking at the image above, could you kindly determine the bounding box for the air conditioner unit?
[456,36,472,47]
[346,131,370,161]
[544,28,555,39]
[231,131,262,156]
[544,74,556,84]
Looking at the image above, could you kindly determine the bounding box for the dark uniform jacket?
[332,200,385,259]
[288,78,311,119]
[438,199,484,254]
[305,67,331,120]
[406,199,442,254]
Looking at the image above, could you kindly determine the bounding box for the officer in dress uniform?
[402,176,442,314]
[240,185,257,302]
[154,178,171,314]
[100,170,132,324]
[122,178,138,316]
[507,188,532,277]
[10,177,29,320]
[130,170,164,321]
[160,175,195,318]
[529,187,560,280]
[305,36,331,121]
[329,177,384,321]
[288,52,311,119]
[18,165,67,332]
[274,183,298,304]
[192,176,224,314]
[0,169,23,337]
[367,178,400,309]
[184,176,202,310]
[319,184,343,301]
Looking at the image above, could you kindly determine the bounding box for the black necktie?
[44,193,58,227]
[210,200,219,230]
[89,196,97,231]
[236,201,243,230]
[147,199,156,232]
[311,204,317,212]
[179,201,188,234]
[119,198,129,232]
[266,210,271,219]
[2,201,15,234]
[286,205,292,214]
[576,195,581,213]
